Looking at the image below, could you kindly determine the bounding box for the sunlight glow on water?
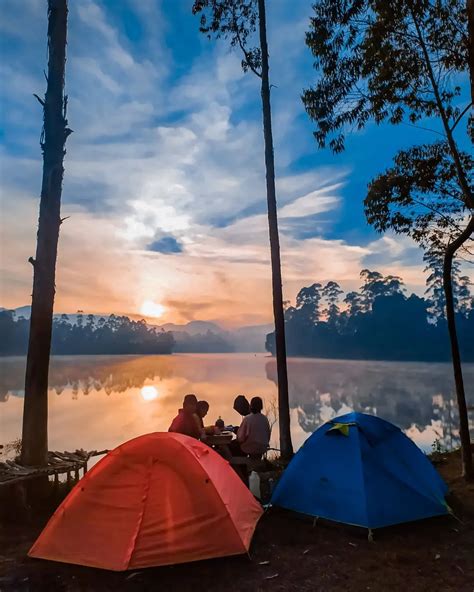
[140,385,159,401]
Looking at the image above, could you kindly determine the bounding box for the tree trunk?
[443,215,474,481]
[257,0,293,459]
[21,0,69,467]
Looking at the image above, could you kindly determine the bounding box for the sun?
[141,300,166,319]
[141,385,159,401]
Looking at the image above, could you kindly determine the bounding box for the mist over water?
[1,354,473,457]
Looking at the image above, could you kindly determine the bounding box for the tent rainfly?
[30,432,263,570]
[271,412,449,534]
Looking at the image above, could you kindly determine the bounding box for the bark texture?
[21,0,70,466]
[443,216,474,480]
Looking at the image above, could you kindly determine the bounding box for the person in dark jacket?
[168,394,201,439]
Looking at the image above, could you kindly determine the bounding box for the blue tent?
[271,412,449,529]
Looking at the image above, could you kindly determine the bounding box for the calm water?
[1,354,473,457]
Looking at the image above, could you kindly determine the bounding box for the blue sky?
[0,0,468,326]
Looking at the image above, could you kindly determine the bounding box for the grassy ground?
[1,450,473,592]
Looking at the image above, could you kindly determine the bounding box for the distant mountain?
[232,324,274,352]
[159,320,224,336]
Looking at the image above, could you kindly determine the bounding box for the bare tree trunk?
[21,0,70,466]
[257,0,293,460]
[443,215,474,481]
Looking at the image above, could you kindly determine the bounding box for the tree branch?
[446,215,474,256]
[450,102,473,132]
[410,7,474,210]
[231,4,262,78]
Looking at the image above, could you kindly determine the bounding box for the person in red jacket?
[168,394,201,439]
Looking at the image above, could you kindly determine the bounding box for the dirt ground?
[1,450,474,592]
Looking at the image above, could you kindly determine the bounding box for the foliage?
[365,142,473,252]
[266,268,474,361]
[304,0,473,252]
[303,0,471,153]
[192,0,262,76]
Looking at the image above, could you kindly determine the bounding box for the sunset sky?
[0,0,468,327]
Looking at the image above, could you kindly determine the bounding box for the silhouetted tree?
[343,291,364,321]
[303,0,473,478]
[424,249,473,320]
[266,268,473,363]
[296,283,323,324]
[322,281,343,325]
[359,270,404,312]
[192,0,293,458]
[22,0,71,467]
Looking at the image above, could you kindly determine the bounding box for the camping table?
[204,433,233,460]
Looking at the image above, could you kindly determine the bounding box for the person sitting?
[168,394,201,439]
[196,400,216,436]
[233,394,250,418]
[230,396,271,459]
[196,400,209,429]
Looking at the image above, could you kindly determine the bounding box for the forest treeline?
[0,313,175,356]
[0,311,237,356]
[266,268,474,362]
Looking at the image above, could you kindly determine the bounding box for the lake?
[1,354,473,458]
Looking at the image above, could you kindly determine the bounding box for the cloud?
[3,0,461,327]
[147,236,183,254]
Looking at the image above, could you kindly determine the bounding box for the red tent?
[29,433,263,571]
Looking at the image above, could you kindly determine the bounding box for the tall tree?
[322,281,343,324]
[296,283,323,324]
[424,248,473,320]
[21,0,71,466]
[193,0,293,458]
[303,0,473,478]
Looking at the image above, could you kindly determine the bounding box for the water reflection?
[141,386,159,401]
[1,354,472,454]
[267,358,473,451]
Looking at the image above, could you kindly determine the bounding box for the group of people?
[168,393,271,459]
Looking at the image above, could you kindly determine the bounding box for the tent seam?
[125,454,153,570]
[356,426,372,529]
